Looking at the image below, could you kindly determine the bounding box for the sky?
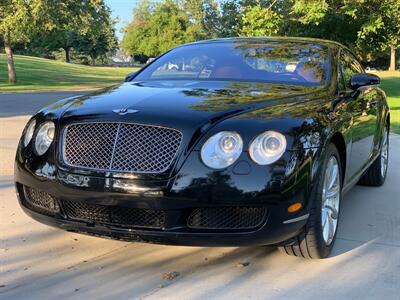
[105,0,138,40]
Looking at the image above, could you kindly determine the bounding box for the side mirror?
[349,73,380,90]
[125,71,138,82]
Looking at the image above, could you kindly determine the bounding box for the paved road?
[1,93,399,299]
[0,91,93,117]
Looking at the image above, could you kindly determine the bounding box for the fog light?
[288,202,302,213]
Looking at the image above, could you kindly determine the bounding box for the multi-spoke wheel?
[321,156,340,246]
[279,143,342,259]
[358,125,389,187]
[380,128,389,178]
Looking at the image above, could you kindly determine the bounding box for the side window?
[340,50,364,89]
[338,65,346,91]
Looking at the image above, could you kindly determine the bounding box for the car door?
[339,50,379,182]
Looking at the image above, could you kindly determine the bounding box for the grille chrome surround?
[187,207,267,230]
[62,122,182,173]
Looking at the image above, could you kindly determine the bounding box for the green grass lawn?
[376,71,400,134]
[0,54,138,92]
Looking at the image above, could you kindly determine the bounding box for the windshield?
[134,41,330,86]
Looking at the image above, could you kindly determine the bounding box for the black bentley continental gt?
[15,37,390,259]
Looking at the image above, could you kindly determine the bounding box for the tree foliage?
[292,0,329,25]
[32,0,117,63]
[121,0,200,58]
[2,0,399,79]
[241,2,282,36]
[291,0,400,69]
[344,0,400,70]
[120,0,399,69]
[1,0,117,84]
[0,0,52,82]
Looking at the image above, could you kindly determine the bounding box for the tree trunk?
[389,44,396,71]
[3,34,17,84]
[64,47,71,63]
[90,54,96,66]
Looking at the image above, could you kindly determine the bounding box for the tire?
[358,126,389,187]
[279,143,342,259]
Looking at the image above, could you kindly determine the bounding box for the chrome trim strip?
[109,123,121,169]
[283,214,310,224]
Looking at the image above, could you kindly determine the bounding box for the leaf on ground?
[236,262,250,268]
[162,271,180,280]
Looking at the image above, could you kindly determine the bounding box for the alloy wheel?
[321,156,341,246]
[381,128,389,178]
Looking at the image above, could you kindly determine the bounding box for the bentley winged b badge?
[112,108,139,115]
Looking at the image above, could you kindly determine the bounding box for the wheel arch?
[327,132,347,185]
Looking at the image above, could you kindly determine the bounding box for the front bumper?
[15,146,317,246]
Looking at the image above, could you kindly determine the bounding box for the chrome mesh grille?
[23,186,60,214]
[187,207,267,230]
[62,122,182,173]
[64,123,119,170]
[63,200,166,229]
[112,123,182,173]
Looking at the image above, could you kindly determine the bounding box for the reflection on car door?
[340,50,378,182]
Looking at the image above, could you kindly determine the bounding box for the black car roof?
[182,36,345,50]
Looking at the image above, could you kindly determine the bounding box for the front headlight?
[23,119,36,147]
[34,121,55,155]
[249,131,287,165]
[201,131,243,169]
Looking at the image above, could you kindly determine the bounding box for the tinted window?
[340,50,364,89]
[338,66,346,91]
[134,41,330,86]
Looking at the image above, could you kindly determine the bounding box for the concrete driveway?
[1,92,400,299]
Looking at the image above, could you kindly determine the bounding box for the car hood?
[60,80,325,126]
[44,80,329,179]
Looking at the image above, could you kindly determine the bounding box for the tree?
[121,0,154,58]
[121,0,199,58]
[72,3,118,64]
[0,0,37,83]
[182,0,220,38]
[40,0,117,63]
[288,0,361,48]
[291,0,329,26]
[241,1,282,36]
[1,0,117,84]
[343,0,400,70]
[201,0,243,38]
[217,1,242,37]
[290,0,400,70]
[120,0,399,69]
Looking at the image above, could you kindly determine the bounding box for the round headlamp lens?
[201,131,243,169]
[34,121,55,156]
[263,136,281,153]
[249,131,287,165]
[23,119,36,147]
